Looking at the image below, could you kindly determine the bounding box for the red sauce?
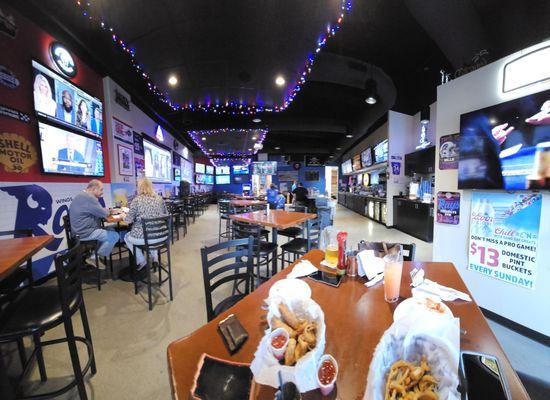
[318,360,336,385]
[271,334,287,349]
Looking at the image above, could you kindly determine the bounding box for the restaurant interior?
[0,0,549,399]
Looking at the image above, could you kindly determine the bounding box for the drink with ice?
[383,246,404,303]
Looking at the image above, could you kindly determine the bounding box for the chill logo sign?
[468,192,542,289]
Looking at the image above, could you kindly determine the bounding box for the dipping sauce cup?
[317,354,338,396]
[269,328,289,360]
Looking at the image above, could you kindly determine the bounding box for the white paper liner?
[363,312,461,400]
[250,296,326,392]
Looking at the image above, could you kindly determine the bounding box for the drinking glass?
[383,248,404,303]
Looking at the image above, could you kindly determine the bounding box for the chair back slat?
[142,215,171,247]
[54,239,84,307]
[288,205,308,213]
[306,217,321,251]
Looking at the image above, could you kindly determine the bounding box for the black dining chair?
[278,205,308,241]
[232,220,278,287]
[280,217,321,265]
[130,215,173,311]
[200,237,254,322]
[0,239,96,400]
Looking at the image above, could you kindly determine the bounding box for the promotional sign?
[468,192,541,289]
[118,144,133,176]
[0,104,31,123]
[112,116,133,143]
[133,131,144,155]
[0,132,37,173]
[390,161,401,175]
[436,191,460,225]
[439,133,459,170]
[135,157,145,177]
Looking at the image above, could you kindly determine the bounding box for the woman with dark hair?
[76,99,91,130]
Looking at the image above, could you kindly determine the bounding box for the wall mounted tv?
[196,173,214,185]
[342,159,352,174]
[233,175,249,183]
[253,161,277,175]
[232,165,249,175]
[361,148,372,168]
[32,60,103,138]
[352,154,362,171]
[205,165,214,175]
[216,166,230,175]
[459,89,549,190]
[143,137,172,182]
[195,163,205,174]
[215,175,231,184]
[181,159,193,183]
[38,121,104,177]
[374,139,389,163]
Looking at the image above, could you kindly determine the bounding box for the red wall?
[0,4,110,183]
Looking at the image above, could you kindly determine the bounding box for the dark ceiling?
[12,0,550,161]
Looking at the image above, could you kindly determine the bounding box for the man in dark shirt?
[292,182,309,206]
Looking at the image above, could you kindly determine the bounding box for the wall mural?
[0,132,37,173]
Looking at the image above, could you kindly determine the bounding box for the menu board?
[342,159,352,174]
[352,155,362,171]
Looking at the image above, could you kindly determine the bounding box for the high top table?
[229,209,317,274]
[167,249,529,400]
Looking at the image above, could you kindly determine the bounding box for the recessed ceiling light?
[365,96,377,105]
[275,75,286,86]
[201,137,206,141]
[336,147,341,150]
[248,148,252,151]
[208,148,213,151]
[168,75,178,86]
[346,134,353,138]
[251,136,257,141]
[274,146,281,150]
[252,118,262,123]
[329,155,334,158]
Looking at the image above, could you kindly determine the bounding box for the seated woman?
[124,178,168,271]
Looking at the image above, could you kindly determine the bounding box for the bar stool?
[278,205,307,241]
[0,239,96,399]
[280,217,321,265]
[218,200,232,242]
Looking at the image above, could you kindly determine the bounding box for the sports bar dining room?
[0,1,549,399]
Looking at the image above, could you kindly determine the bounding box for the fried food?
[284,338,297,366]
[278,303,301,330]
[271,316,297,338]
[294,336,309,361]
[300,323,317,348]
[384,356,438,400]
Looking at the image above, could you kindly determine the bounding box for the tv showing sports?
[459,89,550,190]
[38,121,104,176]
[352,155,362,171]
[205,165,214,175]
[342,159,352,174]
[195,163,205,174]
[216,166,230,175]
[32,60,103,137]
[374,139,388,163]
[196,174,214,185]
[232,165,249,174]
[253,161,277,175]
[361,148,372,168]
[216,175,231,184]
[143,137,171,182]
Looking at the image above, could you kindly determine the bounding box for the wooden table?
[167,250,529,400]
[229,199,267,207]
[229,210,317,274]
[0,234,54,400]
[0,235,54,281]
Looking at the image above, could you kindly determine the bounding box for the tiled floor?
[2,204,547,399]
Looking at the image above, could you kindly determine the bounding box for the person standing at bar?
[266,183,279,209]
[292,182,309,208]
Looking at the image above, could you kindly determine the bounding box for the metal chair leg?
[94,251,100,291]
[146,256,153,311]
[79,303,96,375]
[62,316,87,399]
[32,334,48,382]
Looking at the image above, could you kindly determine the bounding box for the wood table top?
[229,199,268,207]
[229,209,317,230]
[167,250,529,400]
[0,235,54,280]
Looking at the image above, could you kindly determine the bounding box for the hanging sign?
[439,133,460,170]
[49,42,77,78]
[0,132,37,173]
[0,104,31,123]
[436,191,460,225]
[468,192,541,289]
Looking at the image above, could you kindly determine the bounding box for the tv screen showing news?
[374,139,388,163]
[232,165,249,174]
[216,166,230,175]
[216,175,230,184]
[205,165,214,175]
[143,138,171,182]
[253,161,277,175]
[38,121,104,176]
[32,60,103,138]
[459,89,550,190]
[361,148,372,167]
[195,163,205,174]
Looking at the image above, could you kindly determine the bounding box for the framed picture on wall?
[118,144,133,176]
[305,170,320,181]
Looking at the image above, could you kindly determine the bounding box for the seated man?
[69,179,119,265]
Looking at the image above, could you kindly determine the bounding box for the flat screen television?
[361,148,372,168]
[32,60,103,138]
[233,175,249,183]
[195,163,205,174]
[205,165,214,175]
[232,165,249,174]
[216,175,231,184]
[143,137,171,182]
[342,159,352,174]
[459,89,550,190]
[253,161,277,175]
[195,174,213,185]
[38,121,104,176]
[374,139,388,163]
[352,155,362,171]
[216,166,230,175]
[173,167,181,181]
[181,159,193,183]
[305,170,320,181]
